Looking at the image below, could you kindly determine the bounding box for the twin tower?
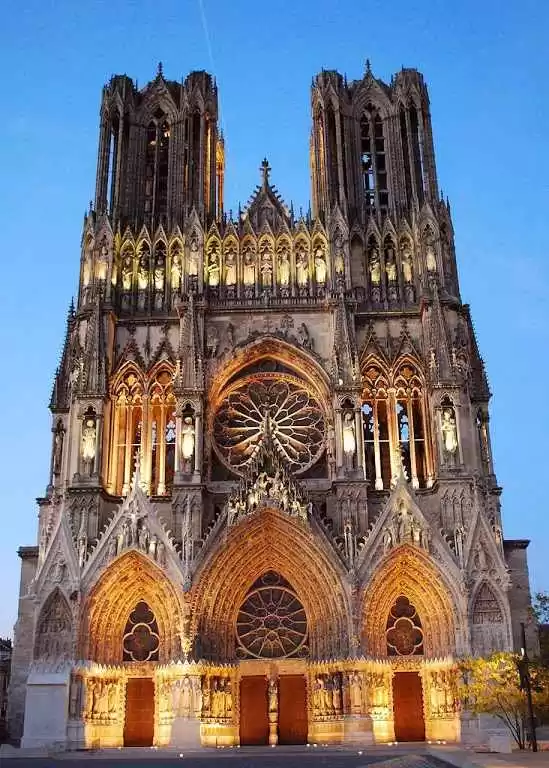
[96,63,438,232]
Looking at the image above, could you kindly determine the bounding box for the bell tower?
[94,66,221,230]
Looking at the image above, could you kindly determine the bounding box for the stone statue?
[188,236,199,277]
[369,247,381,284]
[243,246,256,286]
[314,244,327,284]
[297,322,313,350]
[171,251,182,291]
[206,248,220,287]
[122,256,133,291]
[53,425,64,475]
[180,676,192,717]
[402,243,413,283]
[138,259,149,290]
[454,525,465,565]
[181,416,195,463]
[154,258,165,291]
[383,527,393,553]
[350,672,362,711]
[224,247,236,285]
[81,418,97,463]
[441,408,458,455]
[260,249,273,288]
[426,244,437,272]
[52,557,65,583]
[295,245,308,286]
[277,246,290,285]
[385,248,397,281]
[342,411,356,456]
[82,251,92,287]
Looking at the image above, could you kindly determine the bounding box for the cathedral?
[8,62,535,750]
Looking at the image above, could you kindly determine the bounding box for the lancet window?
[360,105,388,214]
[400,103,425,206]
[362,359,432,490]
[108,366,176,496]
[144,112,170,221]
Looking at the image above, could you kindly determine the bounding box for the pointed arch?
[80,550,183,664]
[362,545,457,657]
[34,588,73,661]
[469,580,511,656]
[192,509,350,660]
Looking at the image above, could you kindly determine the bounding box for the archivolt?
[362,545,457,657]
[192,509,351,661]
[80,551,184,664]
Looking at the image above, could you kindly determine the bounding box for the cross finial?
[157,61,163,77]
[260,157,271,188]
[366,58,371,74]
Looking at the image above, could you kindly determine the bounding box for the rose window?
[123,601,160,662]
[213,374,325,475]
[236,571,308,659]
[386,596,424,656]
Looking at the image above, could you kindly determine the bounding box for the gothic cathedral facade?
[9,64,535,749]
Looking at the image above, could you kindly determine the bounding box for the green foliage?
[458,652,549,750]
[532,592,549,625]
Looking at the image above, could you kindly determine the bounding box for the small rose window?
[123,601,160,662]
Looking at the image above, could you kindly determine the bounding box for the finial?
[157,61,163,78]
[68,297,75,317]
[260,157,271,188]
[366,58,372,74]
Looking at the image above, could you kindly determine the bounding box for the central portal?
[240,676,269,745]
[392,671,425,742]
[124,678,154,746]
[278,675,308,744]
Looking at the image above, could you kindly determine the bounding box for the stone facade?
[8,62,535,749]
[0,638,12,741]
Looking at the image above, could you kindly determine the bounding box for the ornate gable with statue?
[9,62,535,751]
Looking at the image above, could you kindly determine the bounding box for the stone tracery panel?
[34,588,73,661]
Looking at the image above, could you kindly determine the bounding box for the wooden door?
[124,678,155,747]
[239,676,268,745]
[278,675,308,745]
[392,671,425,742]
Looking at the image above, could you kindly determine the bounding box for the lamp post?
[518,621,538,752]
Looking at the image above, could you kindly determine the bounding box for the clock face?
[212,373,325,475]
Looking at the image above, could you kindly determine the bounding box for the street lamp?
[517,622,538,752]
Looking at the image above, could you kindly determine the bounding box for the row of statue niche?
[226,469,309,525]
[311,673,343,717]
[82,238,109,293]
[107,512,166,566]
[201,676,233,720]
[383,499,431,552]
[86,679,120,721]
[367,240,424,303]
[428,669,458,717]
[205,239,343,297]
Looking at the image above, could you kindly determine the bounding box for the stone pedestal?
[170,717,201,748]
[21,668,70,749]
[342,715,374,744]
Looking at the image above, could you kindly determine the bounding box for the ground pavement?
[1,744,548,768]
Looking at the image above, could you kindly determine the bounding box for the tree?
[531,591,549,664]
[458,653,549,750]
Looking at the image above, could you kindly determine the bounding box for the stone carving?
[35,590,72,661]
[295,242,309,288]
[181,416,195,465]
[296,322,313,350]
[188,235,200,277]
[383,499,430,552]
[81,416,97,463]
[224,242,237,286]
[53,422,64,475]
[313,243,327,284]
[342,411,356,457]
[206,241,220,287]
[226,465,308,526]
[277,242,290,287]
[441,407,458,457]
[86,679,120,721]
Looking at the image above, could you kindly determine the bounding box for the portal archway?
[362,545,458,657]
[192,509,350,660]
[80,551,183,663]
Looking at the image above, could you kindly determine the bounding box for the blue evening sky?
[0,0,547,638]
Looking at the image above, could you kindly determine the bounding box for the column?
[193,413,202,477]
[407,395,419,489]
[334,408,343,476]
[122,405,132,495]
[174,413,182,474]
[354,407,366,478]
[387,388,399,481]
[373,401,383,490]
[157,405,167,495]
[421,397,435,487]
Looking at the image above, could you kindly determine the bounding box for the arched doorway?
[122,601,158,747]
[235,572,309,745]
